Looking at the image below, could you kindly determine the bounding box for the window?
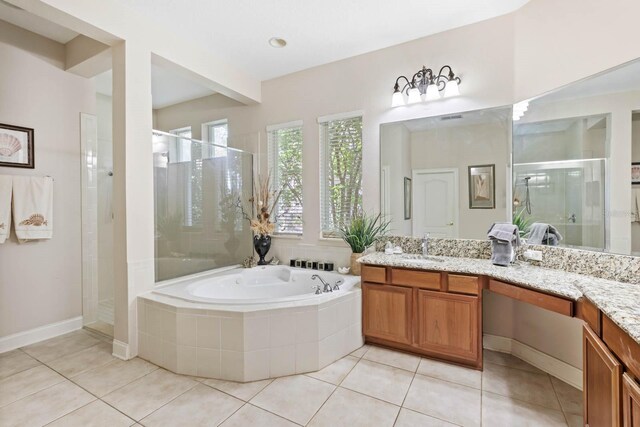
[170,126,201,226]
[268,121,303,235]
[202,119,228,158]
[319,113,363,238]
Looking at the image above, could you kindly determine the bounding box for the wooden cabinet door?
[623,373,640,427]
[362,283,412,345]
[584,325,622,427]
[414,290,479,362]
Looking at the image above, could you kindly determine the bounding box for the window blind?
[320,115,363,238]
[267,123,303,235]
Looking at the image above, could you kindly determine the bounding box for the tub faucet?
[333,279,343,291]
[422,233,430,257]
[311,274,332,293]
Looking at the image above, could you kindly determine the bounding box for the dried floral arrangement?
[239,173,282,236]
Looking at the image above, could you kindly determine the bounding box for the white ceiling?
[0,1,78,43]
[94,65,217,109]
[112,0,530,81]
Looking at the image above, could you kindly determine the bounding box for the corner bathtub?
[137,266,363,382]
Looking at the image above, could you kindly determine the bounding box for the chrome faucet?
[333,279,343,291]
[311,274,332,293]
[422,233,430,257]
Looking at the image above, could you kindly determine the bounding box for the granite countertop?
[358,252,640,345]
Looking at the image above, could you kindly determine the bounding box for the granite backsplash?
[375,236,640,284]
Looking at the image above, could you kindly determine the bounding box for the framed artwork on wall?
[468,164,495,209]
[404,177,412,219]
[0,123,34,169]
[632,162,640,185]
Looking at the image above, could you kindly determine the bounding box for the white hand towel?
[12,176,53,242]
[0,175,11,244]
[632,188,640,223]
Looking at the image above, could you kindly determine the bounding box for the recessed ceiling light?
[268,37,287,48]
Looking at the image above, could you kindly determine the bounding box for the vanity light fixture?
[391,65,461,107]
[513,100,529,121]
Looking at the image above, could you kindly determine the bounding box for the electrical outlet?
[524,250,543,261]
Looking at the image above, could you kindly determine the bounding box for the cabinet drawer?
[577,298,601,335]
[361,265,387,284]
[488,279,573,316]
[602,315,640,379]
[448,274,479,295]
[392,268,441,290]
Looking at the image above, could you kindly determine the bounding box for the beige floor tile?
[0,381,94,427]
[102,369,197,420]
[483,350,544,374]
[350,345,370,358]
[251,375,335,425]
[0,349,40,380]
[220,404,298,427]
[482,362,561,410]
[482,391,567,426]
[404,374,481,427]
[307,355,358,385]
[308,387,399,427]
[21,331,101,363]
[551,376,583,416]
[72,358,158,397]
[341,359,413,405]
[47,400,135,426]
[394,408,458,427]
[417,358,481,389]
[46,342,115,378]
[202,378,272,401]
[362,346,420,372]
[0,364,65,407]
[566,413,584,427]
[141,384,243,426]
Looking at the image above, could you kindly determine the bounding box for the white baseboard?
[112,339,130,360]
[0,316,83,353]
[484,334,583,390]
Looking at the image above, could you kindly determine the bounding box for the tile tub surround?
[358,252,640,346]
[375,235,640,284]
[137,289,363,382]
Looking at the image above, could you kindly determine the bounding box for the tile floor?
[0,329,583,426]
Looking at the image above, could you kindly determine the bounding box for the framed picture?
[0,123,34,169]
[633,162,640,185]
[404,177,412,219]
[468,164,495,209]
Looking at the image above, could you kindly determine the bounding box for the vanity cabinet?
[414,290,479,363]
[362,283,413,345]
[623,373,640,427]
[583,324,622,427]
[361,264,483,368]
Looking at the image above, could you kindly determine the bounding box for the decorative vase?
[253,234,272,265]
[350,252,363,276]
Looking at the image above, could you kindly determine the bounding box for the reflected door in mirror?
[413,169,458,238]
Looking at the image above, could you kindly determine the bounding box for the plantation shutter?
[319,113,363,238]
[267,121,304,235]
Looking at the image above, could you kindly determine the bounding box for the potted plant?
[338,212,390,275]
[241,174,282,265]
[512,207,532,238]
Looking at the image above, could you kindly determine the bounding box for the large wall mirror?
[380,107,511,240]
[514,59,640,255]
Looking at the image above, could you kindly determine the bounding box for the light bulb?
[444,79,460,97]
[407,87,421,104]
[391,90,405,107]
[425,83,440,101]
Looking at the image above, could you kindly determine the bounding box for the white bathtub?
[154,265,359,305]
[139,265,363,382]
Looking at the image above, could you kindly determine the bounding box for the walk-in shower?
[513,113,609,250]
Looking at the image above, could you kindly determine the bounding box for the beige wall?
[0,22,96,337]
